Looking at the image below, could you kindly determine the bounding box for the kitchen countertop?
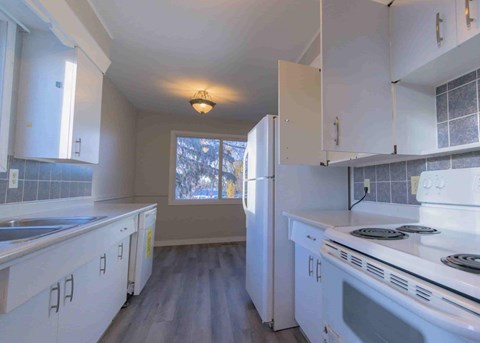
[0,202,156,266]
[283,209,417,230]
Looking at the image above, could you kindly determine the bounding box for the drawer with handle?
[0,215,138,314]
[290,221,325,255]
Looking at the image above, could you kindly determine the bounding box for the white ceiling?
[88,0,320,121]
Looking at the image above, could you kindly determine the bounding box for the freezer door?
[247,115,275,179]
[245,178,274,323]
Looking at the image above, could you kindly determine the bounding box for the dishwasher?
[128,208,157,295]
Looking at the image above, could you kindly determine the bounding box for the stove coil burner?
[350,228,408,240]
[441,254,480,274]
[396,225,440,234]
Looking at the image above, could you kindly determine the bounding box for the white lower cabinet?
[102,236,130,328]
[0,285,59,343]
[57,257,102,343]
[58,236,131,343]
[0,236,132,343]
[295,245,323,343]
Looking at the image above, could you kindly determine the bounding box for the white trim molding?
[86,0,114,39]
[24,0,111,73]
[0,18,16,173]
[154,236,246,247]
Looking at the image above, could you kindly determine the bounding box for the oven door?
[321,244,480,343]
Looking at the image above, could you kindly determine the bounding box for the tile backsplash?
[353,151,480,205]
[0,156,92,204]
[436,70,480,148]
[357,69,480,206]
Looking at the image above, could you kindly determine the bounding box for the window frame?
[168,130,247,206]
[0,15,16,173]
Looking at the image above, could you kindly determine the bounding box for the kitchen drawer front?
[290,221,325,255]
[0,215,138,314]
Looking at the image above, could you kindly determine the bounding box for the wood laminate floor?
[100,243,307,343]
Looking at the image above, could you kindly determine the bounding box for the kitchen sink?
[0,216,107,228]
[0,226,66,243]
[0,216,107,243]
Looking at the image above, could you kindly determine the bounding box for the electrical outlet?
[9,169,19,189]
[411,176,420,195]
[364,179,371,193]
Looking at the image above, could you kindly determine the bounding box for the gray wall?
[92,78,137,200]
[134,111,256,243]
[297,32,320,66]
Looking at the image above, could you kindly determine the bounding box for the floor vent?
[390,274,408,291]
[366,263,385,279]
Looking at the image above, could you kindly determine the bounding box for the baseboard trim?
[155,236,246,247]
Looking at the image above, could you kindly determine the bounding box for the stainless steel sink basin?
[0,216,107,228]
[0,226,65,243]
[0,216,107,243]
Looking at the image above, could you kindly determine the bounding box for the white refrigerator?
[243,115,348,331]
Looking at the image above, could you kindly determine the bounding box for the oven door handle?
[321,250,480,341]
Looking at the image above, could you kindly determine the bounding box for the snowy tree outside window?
[172,133,246,203]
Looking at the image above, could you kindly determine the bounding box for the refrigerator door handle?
[242,149,249,212]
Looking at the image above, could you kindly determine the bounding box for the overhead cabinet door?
[456,0,480,44]
[278,61,326,165]
[15,30,103,164]
[391,0,457,82]
[71,49,103,164]
[321,0,393,154]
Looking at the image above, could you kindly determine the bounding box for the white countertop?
[283,209,416,230]
[0,202,156,266]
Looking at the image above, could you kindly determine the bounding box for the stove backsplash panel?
[353,152,480,205]
[0,155,93,205]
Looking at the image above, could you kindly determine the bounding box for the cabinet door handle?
[435,12,444,46]
[316,259,322,282]
[466,0,475,27]
[306,235,317,241]
[436,13,444,45]
[308,256,314,276]
[64,274,74,303]
[75,138,82,156]
[100,253,107,274]
[49,282,60,316]
[118,243,124,260]
[333,117,339,146]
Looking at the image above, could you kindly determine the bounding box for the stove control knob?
[436,178,446,189]
[423,178,433,189]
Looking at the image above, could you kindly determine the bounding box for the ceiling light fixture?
[189,90,216,115]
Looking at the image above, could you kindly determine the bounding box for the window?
[169,131,247,205]
[0,16,16,172]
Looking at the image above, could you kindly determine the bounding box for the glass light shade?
[189,90,216,114]
[192,102,214,114]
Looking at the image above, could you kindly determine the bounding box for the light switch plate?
[364,179,371,193]
[9,169,19,189]
[411,176,420,195]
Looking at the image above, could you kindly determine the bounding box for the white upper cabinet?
[391,0,457,82]
[15,30,103,164]
[278,60,326,165]
[321,0,393,154]
[456,0,480,44]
